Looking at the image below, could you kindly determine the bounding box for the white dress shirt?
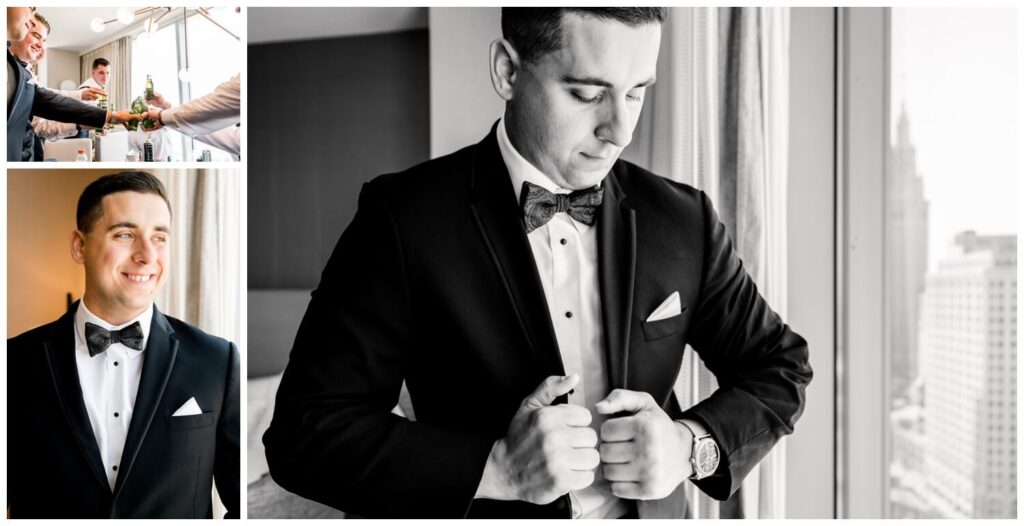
[128,127,176,161]
[74,301,153,490]
[497,119,628,519]
[77,76,105,107]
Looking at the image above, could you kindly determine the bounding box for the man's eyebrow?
[107,222,137,232]
[105,222,171,234]
[562,75,657,89]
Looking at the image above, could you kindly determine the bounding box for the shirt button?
[560,238,568,245]
[565,311,573,318]
[114,361,119,366]
[112,465,118,472]
[114,412,119,418]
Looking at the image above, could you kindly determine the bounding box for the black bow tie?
[85,321,144,357]
[520,181,604,233]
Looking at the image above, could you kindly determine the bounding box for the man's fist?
[595,389,692,500]
[79,87,106,101]
[475,374,600,504]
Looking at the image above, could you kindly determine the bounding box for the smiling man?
[7,172,239,519]
[265,8,811,519]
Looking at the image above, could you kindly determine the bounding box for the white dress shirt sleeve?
[161,74,240,137]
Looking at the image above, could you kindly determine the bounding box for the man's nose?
[595,97,632,148]
[134,238,158,263]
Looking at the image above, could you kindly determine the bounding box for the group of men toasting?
[5,6,811,520]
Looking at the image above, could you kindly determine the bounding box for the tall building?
[887,106,930,401]
[918,232,1017,518]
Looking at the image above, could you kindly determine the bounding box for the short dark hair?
[92,57,109,70]
[32,12,49,34]
[76,171,171,233]
[501,8,666,63]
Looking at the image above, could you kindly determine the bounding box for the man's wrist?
[474,439,514,501]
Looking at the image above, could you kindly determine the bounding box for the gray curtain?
[80,36,132,110]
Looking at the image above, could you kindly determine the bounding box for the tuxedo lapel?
[468,127,565,375]
[597,170,637,390]
[113,307,178,499]
[42,304,109,493]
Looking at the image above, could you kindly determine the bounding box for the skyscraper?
[918,232,1017,518]
[887,106,930,401]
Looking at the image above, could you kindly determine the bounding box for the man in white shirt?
[80,57,110,97]
[8,172,240,518]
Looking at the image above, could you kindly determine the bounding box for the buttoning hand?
[476,374,599,504]
[595,389,693,500]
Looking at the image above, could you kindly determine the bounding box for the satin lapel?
[468,127,565,374]
[597,170,637,390]
[42,303,110,492]
[113,307,178,498]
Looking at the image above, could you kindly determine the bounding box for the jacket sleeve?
[31,86,106,128]
[214,342,241,519]
[263,180,495,518]
[679,191,813,500]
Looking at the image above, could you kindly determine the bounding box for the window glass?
[886,7,1017,519]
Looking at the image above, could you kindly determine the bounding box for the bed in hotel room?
[246,289,345,519]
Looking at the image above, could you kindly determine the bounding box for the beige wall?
[42,49,83,91]
[428,7,503,158]
[7,170,114,337]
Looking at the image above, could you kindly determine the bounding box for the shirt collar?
[497,117,597,233]
[75,300,154,358]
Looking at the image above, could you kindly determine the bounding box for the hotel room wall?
[247,29,429,289]
[40,49,81,90]
[6,169,112,337]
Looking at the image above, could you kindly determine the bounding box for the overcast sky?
[890,8,1018,272]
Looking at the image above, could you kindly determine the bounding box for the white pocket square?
[172,397,203,417]
[646,292,681,322]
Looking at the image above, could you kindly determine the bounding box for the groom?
[7,171,239,518]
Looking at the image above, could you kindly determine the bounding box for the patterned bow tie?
[85,321,144,357]
[520,181,604,233]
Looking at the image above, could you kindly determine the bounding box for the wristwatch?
[680,420,720,480]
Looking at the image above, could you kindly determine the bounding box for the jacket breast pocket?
[167,412,215,430]
[641,310,688,341]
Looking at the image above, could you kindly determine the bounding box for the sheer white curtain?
[631,6,791,519]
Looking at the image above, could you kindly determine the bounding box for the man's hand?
[475,374,599,504]
[107,110,140,127]
[79,87,106,101]
[595,389,693,500]
[145,91,172,110]
[142,109,164,131]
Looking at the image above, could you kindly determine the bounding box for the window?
[885,8,1017,519]
[129,8,241,161]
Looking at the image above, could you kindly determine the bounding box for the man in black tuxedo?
[265,8,811,519]
[7,172,239,518]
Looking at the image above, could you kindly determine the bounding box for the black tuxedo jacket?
[264,126,812,518]
[7,303,240,518]
[6,49,106,161]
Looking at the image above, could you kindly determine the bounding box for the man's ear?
[489,38,520,101]
[71,230,86,264]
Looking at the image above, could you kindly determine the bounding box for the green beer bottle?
[146,74,154,100]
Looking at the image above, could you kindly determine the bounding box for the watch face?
[696,440,720,474]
